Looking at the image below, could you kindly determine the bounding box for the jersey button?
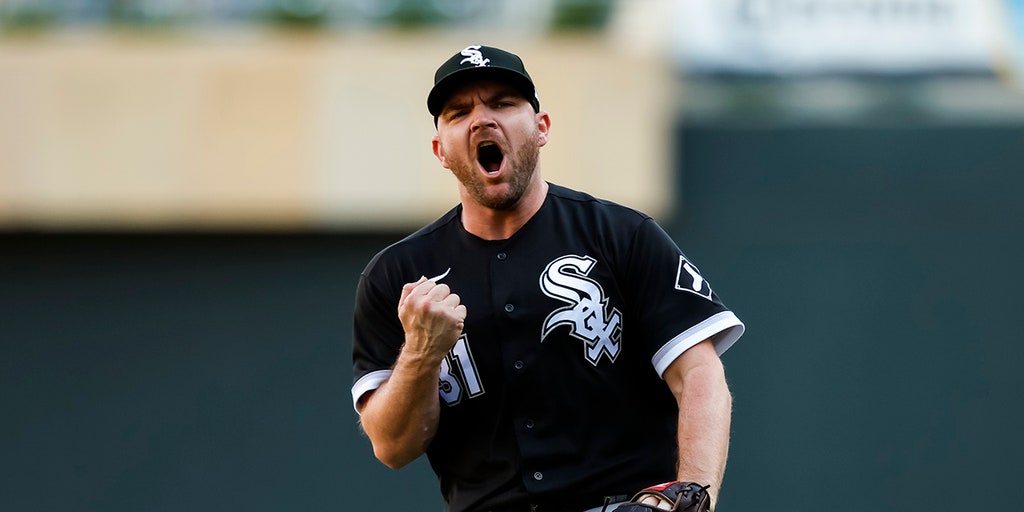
[504,303,514,313]
[513,360,524,371]
[525,419,535,429]
[497,252,507,260]
[533,471,543,481]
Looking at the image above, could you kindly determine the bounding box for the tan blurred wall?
[0,29,674,230]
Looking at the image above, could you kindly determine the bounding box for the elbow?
[373,444,419,470]
[360,415,423,469]
[689,359,731,400]
[357,389,436,469]
[673,353,732,408]
[363,416,432,469]
[665,339,728,396]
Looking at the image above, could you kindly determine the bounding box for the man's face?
[432,80,549,211]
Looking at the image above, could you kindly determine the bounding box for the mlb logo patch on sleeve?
[675,255,713,301]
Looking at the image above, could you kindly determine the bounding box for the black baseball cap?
[427,45,540,119]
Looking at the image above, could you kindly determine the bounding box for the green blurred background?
[3,1,1024,511]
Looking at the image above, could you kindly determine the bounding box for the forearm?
[662,340,732,509]
[675,359,732,505]
[358,348,443,469]
[358,277,467,469]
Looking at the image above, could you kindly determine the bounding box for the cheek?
[435,137,459,167]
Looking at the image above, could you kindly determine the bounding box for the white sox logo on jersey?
[460,45,490,67]
[675,255,714,300]
[540,255,622,366]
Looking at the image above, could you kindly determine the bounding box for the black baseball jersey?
[352,183,744,512]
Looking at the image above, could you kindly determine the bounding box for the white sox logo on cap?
[428,44,539,118]
[459,45,490,67]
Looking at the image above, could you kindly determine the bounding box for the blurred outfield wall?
[0,29,673,230]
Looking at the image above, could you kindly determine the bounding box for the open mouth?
[477,141,504,175]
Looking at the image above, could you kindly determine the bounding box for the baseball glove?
[610,481,712,512]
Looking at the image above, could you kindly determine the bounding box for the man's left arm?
[662,338,732,510]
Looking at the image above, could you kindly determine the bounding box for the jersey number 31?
[438,335,485,405]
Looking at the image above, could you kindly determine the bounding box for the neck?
[460,180,548,241]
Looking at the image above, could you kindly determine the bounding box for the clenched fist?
[398,276,468,362]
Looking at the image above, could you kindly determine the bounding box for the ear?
[536,111,551,147]
[432,135,450,168]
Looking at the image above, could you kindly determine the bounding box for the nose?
[469,105,497,132]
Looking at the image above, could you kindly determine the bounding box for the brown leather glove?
[610,482,712,512]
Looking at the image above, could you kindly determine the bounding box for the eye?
[488,97,513,109]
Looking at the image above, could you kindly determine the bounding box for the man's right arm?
[356,277,466,469]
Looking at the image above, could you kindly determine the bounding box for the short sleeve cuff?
[651,311,745,378]
[351,370,392,412]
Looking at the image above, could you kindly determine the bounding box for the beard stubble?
[449,140,541,211]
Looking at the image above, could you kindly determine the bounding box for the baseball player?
[351,45,744,512]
